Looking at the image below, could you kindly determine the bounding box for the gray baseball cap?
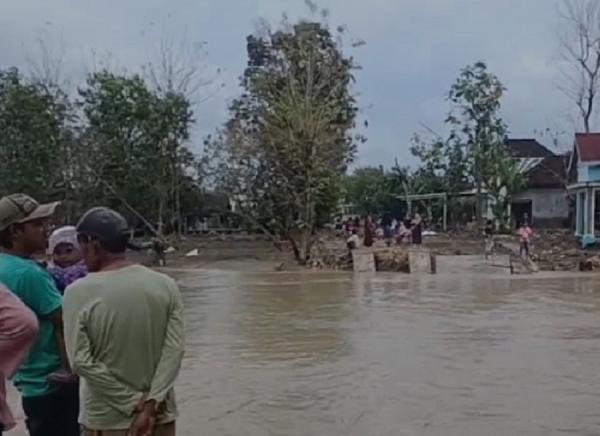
[0,193,60,231]
[76,207,138,252]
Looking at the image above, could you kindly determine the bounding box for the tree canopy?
[204,17,364,262]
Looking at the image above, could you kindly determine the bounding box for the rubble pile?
[529,229,589,271]
[374,248,410,272]
[308,238,352,269]
[307,237,411,272]
[301,229,600,273]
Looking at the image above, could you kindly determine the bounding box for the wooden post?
[427,199,432,224]
[442,194,447,232]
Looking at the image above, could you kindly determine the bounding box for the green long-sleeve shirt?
[63,265,185,431]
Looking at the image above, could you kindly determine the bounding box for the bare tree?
[144,32,223,237]
[25,35,67,89]
[144,30,222,104]
[559,0,600,133]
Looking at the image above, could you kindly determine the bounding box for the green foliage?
[343,162,447,219]
[410,134,468,196]
[0,68,72,200]
[205,17,363,262]
[411,61,523,227]
[343,166,390,215]
[0,65,199,235]
[78,70,197,232]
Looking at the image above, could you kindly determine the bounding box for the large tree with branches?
[205,15,364,263]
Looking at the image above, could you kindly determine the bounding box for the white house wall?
[513,188,569,223]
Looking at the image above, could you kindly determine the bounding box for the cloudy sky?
[0,0,577,166]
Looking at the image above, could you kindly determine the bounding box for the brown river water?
[8,269,600,435]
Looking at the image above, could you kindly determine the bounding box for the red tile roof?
[575,133,600,162]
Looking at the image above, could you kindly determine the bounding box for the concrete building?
[507,139,569,227]
[567,133,600,237]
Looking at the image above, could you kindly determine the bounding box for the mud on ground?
[136,230,597,273]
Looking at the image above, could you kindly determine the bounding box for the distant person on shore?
[63,207,184,436]
[344,218,352,236]
[48,226,88,294]
[0,285,38,436]
[382,213,393,247]
[518,220,533,259]
[395,220,410,244]
[411,213,423,245]
[152,236,167,267]
[484,219,494,260]
[0,193,79,436]
[363,215,375,247]
[347,229,360,250]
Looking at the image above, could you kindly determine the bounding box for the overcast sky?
[0,0,577,167]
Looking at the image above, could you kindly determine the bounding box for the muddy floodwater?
[7,269,600,435]
[171,270,600,436]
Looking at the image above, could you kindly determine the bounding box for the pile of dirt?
[528,229,588,271]
[308,238,351,269]
[374,248,410,272]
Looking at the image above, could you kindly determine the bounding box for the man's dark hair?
[0,223,23,249]
[0,227,12,249]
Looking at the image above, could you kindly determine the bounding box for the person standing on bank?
[363,215,375,248]
[63,207,185,436]
[0,193,79,436]
[411,212,423,246]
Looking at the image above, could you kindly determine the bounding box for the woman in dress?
[411,213,423,246]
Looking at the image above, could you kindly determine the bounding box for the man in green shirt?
[0,193,79,436]
[63,207,185,436]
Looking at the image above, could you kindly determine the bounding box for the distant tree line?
[345,62,524,230]
[0,66,202,235]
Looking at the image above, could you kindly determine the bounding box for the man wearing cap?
[63,207,184,436]
[0,193,79,436]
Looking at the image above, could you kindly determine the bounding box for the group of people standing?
[0,193,185,436]
[345,212,424,250]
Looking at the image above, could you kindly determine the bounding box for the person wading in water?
[0,193,79,436]
[63,207,185,436]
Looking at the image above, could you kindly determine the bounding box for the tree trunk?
[475,172,483,230]
[157,198,165,236]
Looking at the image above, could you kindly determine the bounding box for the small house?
[507,139,569,227]
[567,133,600,236]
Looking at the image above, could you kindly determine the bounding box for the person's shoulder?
[65,273,95,294]
[129,264,177,285]
[15,259,55,285]
[0,254,31,275]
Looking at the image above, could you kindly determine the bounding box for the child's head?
[49,226,82,268]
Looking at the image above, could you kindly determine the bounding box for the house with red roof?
[567,133,600,237]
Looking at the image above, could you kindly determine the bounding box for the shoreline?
[161,265,600,280]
